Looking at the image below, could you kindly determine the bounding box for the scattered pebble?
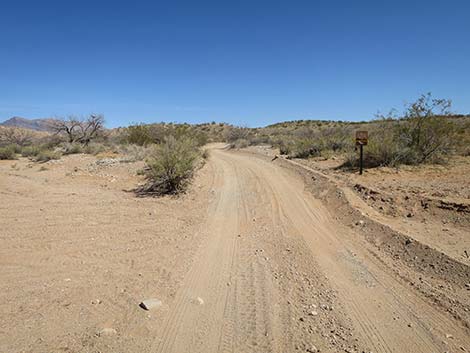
[139,298,162,311]
[98,328,117,336]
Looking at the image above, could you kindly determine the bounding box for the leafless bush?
[51,115,105,145]
[0,127,34,146]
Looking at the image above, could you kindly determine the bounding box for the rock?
[405,239,413,245]
[98,328,117,336]
[406,212,414,218]
[196,297,204,305]
[309,310,319,316]
[91,299,102,305]
[139,298,162,311]
[306,346,318,352]
[446,333,454,339]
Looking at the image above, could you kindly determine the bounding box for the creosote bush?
[0,145,18,160]
[138,136,201,195]
[34,150,62,162]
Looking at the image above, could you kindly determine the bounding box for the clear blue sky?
[1,0,469,127]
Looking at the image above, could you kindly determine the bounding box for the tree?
[399,93,455,163]
[51,115,105,145]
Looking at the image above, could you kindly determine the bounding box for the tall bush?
[138,136,200,195]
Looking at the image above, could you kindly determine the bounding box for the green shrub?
[126,124,153,146]
[34,150,61,162]
[0,145,17,160]
[138,136,200,195]
[21,145,41,157]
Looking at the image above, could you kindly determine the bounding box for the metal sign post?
[355,131,368,175]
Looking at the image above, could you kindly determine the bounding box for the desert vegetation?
[136,136,202,195]
[1,93,468,187]
[223,93,470,170]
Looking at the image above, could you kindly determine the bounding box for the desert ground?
[1,145,469,353]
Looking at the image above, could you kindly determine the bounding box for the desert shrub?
[119,144,155,162]
[138,136,200,195]
[0,127,34,146]
[51,114,105,145]
[84,142,106,155]
[342,94,458,169]
[126,124,153,146]
[289,139,322,158]
[62,143,84,155]
[0,145,18,160]
[34,149,61,162]
[232,138,249,149]
[21,145,41,157]
[224,126,251,143]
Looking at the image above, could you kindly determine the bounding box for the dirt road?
[151,147,470,353]
[1,148,469,352]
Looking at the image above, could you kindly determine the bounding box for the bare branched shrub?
[137,136,201,195]
[0,127,34,146]
[51,115,105,145]
[224,126,251,144]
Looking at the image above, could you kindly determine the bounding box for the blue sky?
[1,0,469,127]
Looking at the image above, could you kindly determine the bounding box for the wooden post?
[355,131,368,175]
[359,144,363,175]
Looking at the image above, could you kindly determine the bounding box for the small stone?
[446,333,454,339]
[91,299,102,305]
[306,346,318,352]
[196,297,204,305]
[406,212,414,218]
[309,310,319,316]
[98,328,117,336]
[405,239,413,245]
[139,298,162,311]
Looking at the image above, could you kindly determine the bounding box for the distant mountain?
[0,117,58,131]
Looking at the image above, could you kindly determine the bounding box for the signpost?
[355,131,368,175]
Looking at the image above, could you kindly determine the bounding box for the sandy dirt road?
[1,147,469,353]
[151,146,470,353]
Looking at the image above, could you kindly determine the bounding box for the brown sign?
[356,131,368,145]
